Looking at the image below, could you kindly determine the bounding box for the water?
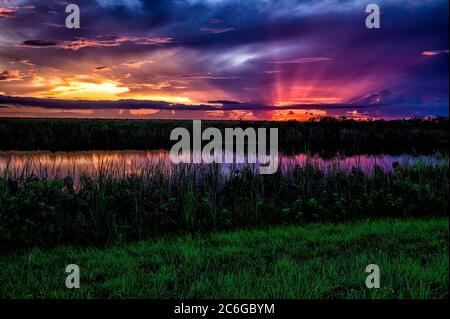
[0,150,446,183]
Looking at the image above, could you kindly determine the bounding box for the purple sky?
[0,0,448,120]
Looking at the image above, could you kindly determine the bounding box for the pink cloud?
[422,49,449,56]
[0,7,15,18]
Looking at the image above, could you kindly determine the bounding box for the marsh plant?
[0,156,447,252]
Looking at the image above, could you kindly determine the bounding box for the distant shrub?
[0,117,448,155]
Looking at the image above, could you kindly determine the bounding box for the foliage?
[0,117,448,155]
[0,160,447,252]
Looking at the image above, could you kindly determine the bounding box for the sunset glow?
[48,80,130,100]
[0,0,448,120]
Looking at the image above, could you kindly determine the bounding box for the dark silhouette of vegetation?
[0,117,448,155]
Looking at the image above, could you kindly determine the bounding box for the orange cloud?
[0,69,23,81]
[42,79,130,100]
[129,109,160,116]
[228,110,257,120]
[270,109,327,121]
[122,60,154,68]
[125,94,193,104]
[275,97,340,106]
[0,7,14,18]
[57,36,175,51]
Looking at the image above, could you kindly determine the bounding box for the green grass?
[1,218,448,299]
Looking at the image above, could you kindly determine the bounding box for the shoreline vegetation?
[0,117,448,155]
[0,154,447,252]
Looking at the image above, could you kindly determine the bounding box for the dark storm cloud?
[0,93,387,111]
[3,91,447,119]
[21,40,58,47]
[0,0,448,118]
[0,92,446,119]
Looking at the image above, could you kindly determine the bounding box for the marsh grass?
[0,157,447,252]
[0,218,447,298]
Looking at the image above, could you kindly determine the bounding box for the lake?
[0,150,446,184]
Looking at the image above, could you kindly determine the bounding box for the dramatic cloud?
[0,0,448,119]
[20,40,58,47]
[19,36,175,50]
[0,70,23,81]
[0,7,14,18]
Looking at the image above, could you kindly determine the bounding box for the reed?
[0,157,447,252]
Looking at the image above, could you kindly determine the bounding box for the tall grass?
[0,158,447,252]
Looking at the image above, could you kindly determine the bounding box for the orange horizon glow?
[0,53,445,121]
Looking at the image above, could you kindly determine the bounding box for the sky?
[0,0,448,120]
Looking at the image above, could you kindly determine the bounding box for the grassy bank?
[1,160,448,252]
[0,218,448,299]
[0,117,448,155]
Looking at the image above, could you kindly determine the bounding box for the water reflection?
[0,150,446,182]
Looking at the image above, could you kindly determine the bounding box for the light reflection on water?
[0,150,447,182]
